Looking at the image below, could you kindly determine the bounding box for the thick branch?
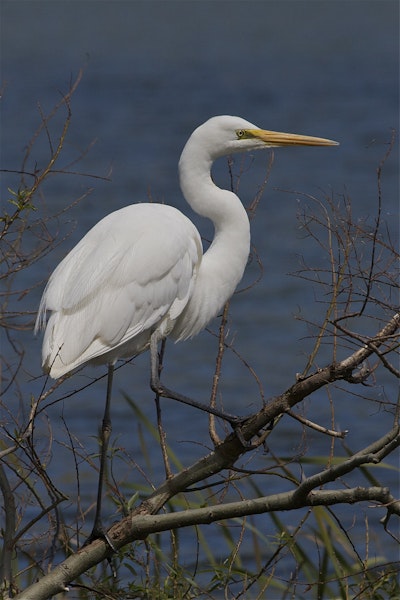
[14,483,397,600]
[108,487,400,535]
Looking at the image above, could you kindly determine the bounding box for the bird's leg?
[84,363,116,550]
[153,339,174,477]
[149,334,248,432]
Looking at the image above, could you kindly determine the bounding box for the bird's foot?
[83,522,117,553]
[153,380,254,447]
[153,382,250,428]
[231,420,254,448]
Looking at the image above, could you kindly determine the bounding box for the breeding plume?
[35,115,338,542]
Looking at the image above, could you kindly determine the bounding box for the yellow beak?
[247,129,339,147]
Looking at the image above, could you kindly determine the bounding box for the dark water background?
[1,0,399,591]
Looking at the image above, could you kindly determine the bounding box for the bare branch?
[14,419,399,600]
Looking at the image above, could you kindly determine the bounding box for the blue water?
[1,0,399,592]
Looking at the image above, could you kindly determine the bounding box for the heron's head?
[192,115,338,160]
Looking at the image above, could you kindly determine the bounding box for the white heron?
[35,115,338,543]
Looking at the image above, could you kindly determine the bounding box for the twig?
[0,462,16,596]
[209,302,230,445]
[285,408,348,438]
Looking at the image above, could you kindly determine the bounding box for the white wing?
[36,203,202,377]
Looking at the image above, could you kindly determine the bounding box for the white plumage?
[35,115,338,380]
[36,203,202,376]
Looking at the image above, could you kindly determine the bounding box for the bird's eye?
[236,129,245,139]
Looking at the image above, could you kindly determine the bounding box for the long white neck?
[172,138,251,340]
[178,143,250,259]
